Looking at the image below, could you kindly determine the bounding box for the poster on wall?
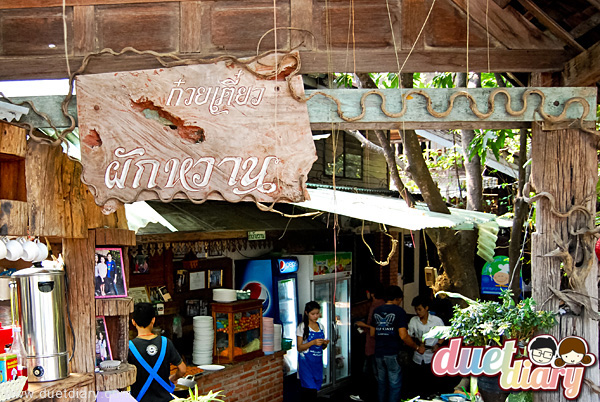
[76,53,317,208]
[95,248,128,298]
[481,255,522,295]
[313,252,352,276]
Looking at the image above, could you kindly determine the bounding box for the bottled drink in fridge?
[8,326,28,390]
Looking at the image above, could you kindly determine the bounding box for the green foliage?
[171,387,225,402]
[425,290,557,347]
[507,391,533,402]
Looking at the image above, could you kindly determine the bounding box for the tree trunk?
[456,73,483,212]
[531,73,599,401]
[508,129,530,300]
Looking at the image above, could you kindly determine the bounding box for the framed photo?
[95,316,112,367]
[129,286,151,304]
[208,269,223,288]
[133,253,150,274]
[95,248,128,298]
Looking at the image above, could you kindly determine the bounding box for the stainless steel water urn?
[11,268,69,382]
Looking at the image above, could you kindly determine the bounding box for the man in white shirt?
[406,295,445,398]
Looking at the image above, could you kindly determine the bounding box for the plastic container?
[281,338,293,351]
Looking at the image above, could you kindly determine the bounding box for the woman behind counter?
[296,301,330,400]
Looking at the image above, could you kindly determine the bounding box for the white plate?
[198,364,225,371]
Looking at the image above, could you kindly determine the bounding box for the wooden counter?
[176,351,285,402]
[11,373,94,402]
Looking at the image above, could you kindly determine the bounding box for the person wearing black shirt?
[128,303,186,402]
[363,286,424,402]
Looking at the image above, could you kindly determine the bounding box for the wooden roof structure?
[0,0,598,86]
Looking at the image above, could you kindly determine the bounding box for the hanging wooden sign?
[76,55,316,207]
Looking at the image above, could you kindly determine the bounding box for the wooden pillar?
[63,232,97,375]
[531,123,600,401]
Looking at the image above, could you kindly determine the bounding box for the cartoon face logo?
[553,336,596,368]
[493,271,510,286]
[528,335,557,365]
[146,344,158,356]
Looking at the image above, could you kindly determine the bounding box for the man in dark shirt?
[128,303,186,402]
[367,286,424,402]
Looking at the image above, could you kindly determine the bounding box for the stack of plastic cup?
[262,317,274,355]
[273,324,282,352]
[192,316,214,365]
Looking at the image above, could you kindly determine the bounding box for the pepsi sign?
[278,258,299,274]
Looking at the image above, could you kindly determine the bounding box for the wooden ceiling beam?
[562,40,600,86]
[0,0,185,9]
[586,0,600,12]
[569,13,600,39]
[0,49,569,81]
[516,0,586,52]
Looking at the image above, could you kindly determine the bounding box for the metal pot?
[11,267,69,382]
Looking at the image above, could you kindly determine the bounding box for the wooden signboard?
[76,56,317,207]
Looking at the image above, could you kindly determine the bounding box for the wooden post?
[531,123,600,401]
[63,233,97,377]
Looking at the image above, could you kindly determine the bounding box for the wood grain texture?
[180,1,203,53]
[0,48,570,82]
[95,363,136,391]
[14,373,95,401]
[94,228,136,246]
[26,142,87,238]
[95,297,134,316]
[450,0,563,50]
[531,123,599,401]
[76,59,317,206]
[562,41,600,86]
[290,0,313,50]
[72,6,96,56]
[137,230,247,244]
[0,122,27,157]
[516,0,585,52]
[0,200,27,235]
[63,235,97,374]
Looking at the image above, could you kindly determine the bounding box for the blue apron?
[129,336,175,401]
[298,325,325,390]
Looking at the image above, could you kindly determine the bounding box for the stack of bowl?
[273,324,282,352]
[213,289,237,303]
[192,316,214,365]
[262,317,274,355]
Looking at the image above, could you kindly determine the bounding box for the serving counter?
[174,351,285,402]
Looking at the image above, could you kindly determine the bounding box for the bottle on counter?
[8,326,27,390]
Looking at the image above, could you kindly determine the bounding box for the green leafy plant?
[171,387,225,402]
[424,290,557,347]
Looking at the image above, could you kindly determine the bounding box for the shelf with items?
[211,300,263,364]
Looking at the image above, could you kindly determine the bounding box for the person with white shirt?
[406,295,445,399]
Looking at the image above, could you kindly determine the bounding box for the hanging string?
[466,0,470,79]
[486,0,490,73]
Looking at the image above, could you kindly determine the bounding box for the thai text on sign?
[76,56,316,207]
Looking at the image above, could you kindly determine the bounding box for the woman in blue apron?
[296,301,330,400]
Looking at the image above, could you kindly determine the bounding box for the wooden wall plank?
[96,3,180,52]
[63,233,96,374]
[290,0,314,50]
[0,122,27,157]
[211,5,290,52]
[0,7,72,56]
[402,0,429,50]
[180,1,202,53]
[313,3,399,50]
[72,5,96,56]
[1,0,194,8]
[0,200,27,235]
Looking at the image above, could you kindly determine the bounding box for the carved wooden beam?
[9,86,597,131]
[562,41,600,87]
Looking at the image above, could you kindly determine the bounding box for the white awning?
[295,188,507,231]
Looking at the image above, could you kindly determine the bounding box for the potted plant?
[425,290,557,402]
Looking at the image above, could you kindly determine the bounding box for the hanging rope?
[361,221,398,266]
